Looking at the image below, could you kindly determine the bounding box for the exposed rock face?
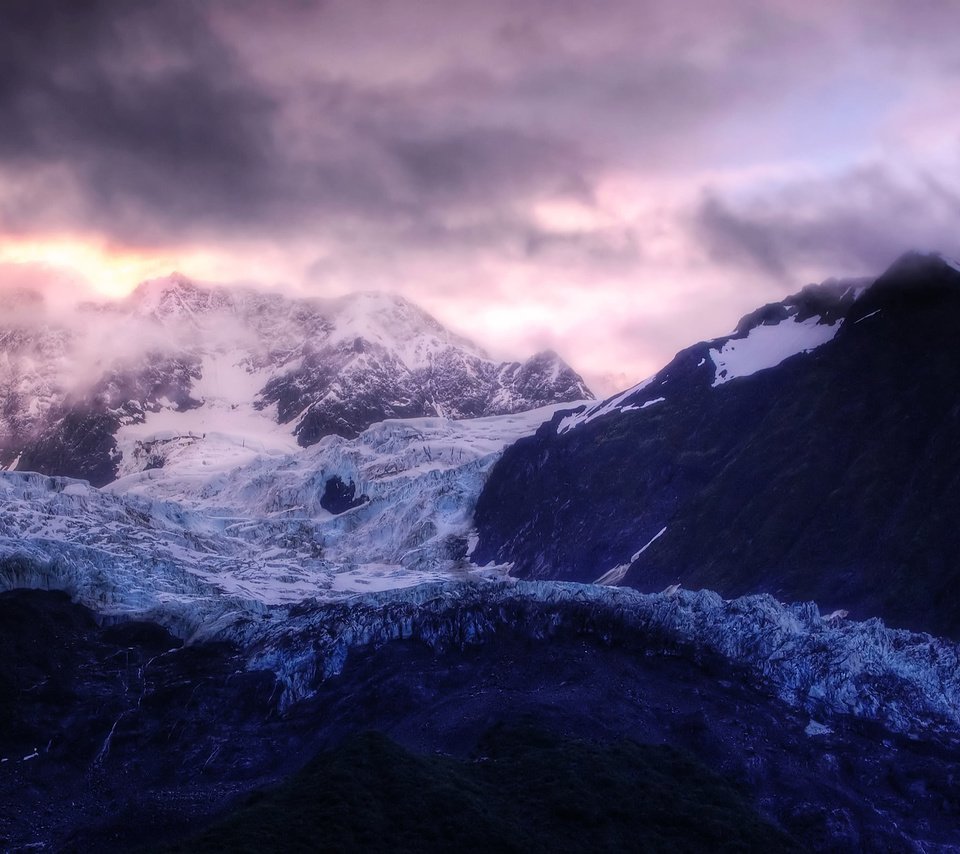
[319,475,367,515]
[473,252,960,637]
[0,276,591,485]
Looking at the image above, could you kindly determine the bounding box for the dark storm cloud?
[696,196,789,277]
[693,164,960,280]
[3,0,960,289]
[0,0,282,237]
[387,128,591,205]
[0,4,779,224]
[521,227,641,270]
[0,0,614,256]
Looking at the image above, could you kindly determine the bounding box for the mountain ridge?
[3,253,960,851]
[473,251,960,637]
[0,275,592,485]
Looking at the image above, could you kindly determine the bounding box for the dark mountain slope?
[169,730,799,854]
[473,252,960,637]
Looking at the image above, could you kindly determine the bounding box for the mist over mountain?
[0,274,591,486]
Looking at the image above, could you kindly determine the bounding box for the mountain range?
[3,253,960,851]
[0,274,591,486]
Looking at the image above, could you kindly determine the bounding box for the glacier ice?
[246,580,960,739]
[3,400,960,743]
[0,403,577,624]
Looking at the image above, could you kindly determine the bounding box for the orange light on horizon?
[0,235,231,299]
[0,236,176,298]
[0,233,321,302]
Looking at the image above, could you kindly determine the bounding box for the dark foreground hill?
[4,588,960,852]
[165,730,798,854]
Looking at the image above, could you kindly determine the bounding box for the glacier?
[3,396,960,744]
[246,580,960,739]
[0,402,582,628]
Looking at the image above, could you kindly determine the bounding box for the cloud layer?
[2,0,959,393]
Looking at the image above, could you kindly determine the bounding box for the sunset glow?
[0,237,195,298]
[0,1,957,394]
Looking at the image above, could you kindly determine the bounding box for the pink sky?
[2,1,959,394]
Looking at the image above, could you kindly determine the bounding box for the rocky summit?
[0,275,591,486]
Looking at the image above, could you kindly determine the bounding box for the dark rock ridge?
[3,586,960,852]
[473,252,960,638]
[0,275,591,486]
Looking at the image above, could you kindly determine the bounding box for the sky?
[1,0,959,395]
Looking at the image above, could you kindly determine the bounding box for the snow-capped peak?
[322,290,490,371]
[1,276,593,484]
[126,273,237,322]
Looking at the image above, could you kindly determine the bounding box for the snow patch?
[557,379,653,434]
[710,316,841,387]
[594,526,667,586]
[804,720,833,737]
[939,253,960,274]
[594,564,630,586]
[112,349,300,480]
[854,309,882,325]
[631,526,667,562]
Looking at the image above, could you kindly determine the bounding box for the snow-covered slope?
[555,274,867,434]
[708,313,842,387]
[0,275,592,485]
[0,402,582,632]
